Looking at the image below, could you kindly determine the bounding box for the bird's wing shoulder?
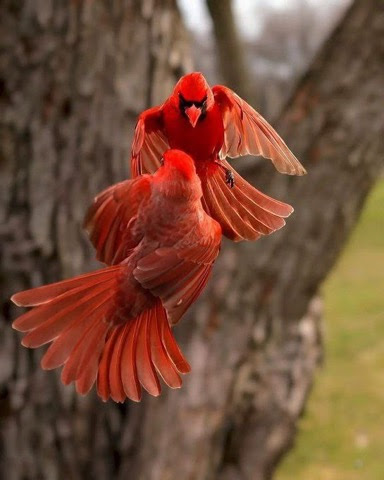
[212,85,306,176]
[84,175,152,265]
[134,214,222,325]
[131,106,169,177]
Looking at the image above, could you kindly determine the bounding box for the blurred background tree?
[205,0,253,102]
[0,1,383,479]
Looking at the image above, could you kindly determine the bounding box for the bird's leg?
[225,169,235,189]
[214,160,235,189]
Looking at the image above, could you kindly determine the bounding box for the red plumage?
[11,73,306,402]
[131,72,306,242]
[12,150,221,402]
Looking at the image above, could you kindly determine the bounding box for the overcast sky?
[177,0,348,38]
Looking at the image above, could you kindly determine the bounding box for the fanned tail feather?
[97,299,190,402]
[12,271,190,402]
[201,159,294,242]
[11,267,120,307]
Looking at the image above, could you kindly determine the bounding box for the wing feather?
[213,85,306,176]
[131,106,169,177]
[84,175,152,265]
[134,217,221,325]
[200,159,293,241]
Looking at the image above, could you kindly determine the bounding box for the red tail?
[12,267,190,402]
[201,159,294,242]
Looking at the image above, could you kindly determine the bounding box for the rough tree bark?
[0,1,383,480]
[120,1,383,480]
[0,1,190,479]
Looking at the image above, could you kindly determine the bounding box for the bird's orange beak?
[185,105,201,128]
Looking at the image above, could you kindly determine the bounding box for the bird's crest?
[162,149,196,180]
[175,72,209,103]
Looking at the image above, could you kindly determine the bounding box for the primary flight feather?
[11,150,221,402]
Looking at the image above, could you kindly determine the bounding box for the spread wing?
[134,216,221,325]
[213,85,306,176]
[200,158,293,242]
[131,106,169,177]
[84,175,152,265]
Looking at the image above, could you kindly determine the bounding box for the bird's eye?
[178,93,192,109]
[178,93,186,106]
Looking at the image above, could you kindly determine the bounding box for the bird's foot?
[214,160,235,188]
[225,169,235,188]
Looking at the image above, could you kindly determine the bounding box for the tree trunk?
[1,1,383,480]
[117,1,383,480]
[206,0,253,103]
[0,1,189,478]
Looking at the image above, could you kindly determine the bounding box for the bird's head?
[160,149,196,180]
[154,149,202,200]
[172,72,214,128]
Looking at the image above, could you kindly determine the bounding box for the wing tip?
[294,165,307,176]
[11,293,26,307]
[175,360,191,374]
[169,383,182,391]
[276,162,307,176]
[129,392,142,402]
[285,204,294,217]
[12,316,28,332]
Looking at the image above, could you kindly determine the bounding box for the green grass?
[276,180,384,480]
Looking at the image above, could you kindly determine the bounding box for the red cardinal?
[131,72,306,242]
[11,150,221,402]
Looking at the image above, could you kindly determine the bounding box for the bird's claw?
[225,169,235,188]
[213,159,235,188]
